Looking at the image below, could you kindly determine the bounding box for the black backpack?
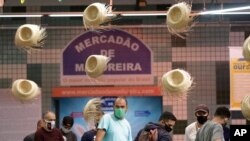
[138,128,158,141]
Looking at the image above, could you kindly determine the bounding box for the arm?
[58,129,65,141]
[184,127,188,141]
[212,124,224,141]
[134,129,143,141]
[95,129,106,141]
[23,135,32,141]
[34,130,43,141]
[158,130,172,141]
[213,139,223,141]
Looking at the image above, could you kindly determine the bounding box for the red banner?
[52,86,161,97]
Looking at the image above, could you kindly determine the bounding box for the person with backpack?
[134,111,177,141]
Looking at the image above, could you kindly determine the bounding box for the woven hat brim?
[83,98,103,123]
[85,55,110,78]
[83,3,109,27]
[241,95,250,120]
[243,36,250,60]
[12,79,41,101]
[14,24,47,49]
[162,69,193,93]
[167,2,191,30]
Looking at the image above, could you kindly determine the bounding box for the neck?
[212,117,220,124]
[196,122,203,128]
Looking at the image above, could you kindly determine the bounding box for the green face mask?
[114,108,126,119]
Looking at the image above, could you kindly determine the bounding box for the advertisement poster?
[229,47,250,110]
[57,96,162,141]
[61,29,153,86]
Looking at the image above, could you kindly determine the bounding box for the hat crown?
[195,104,209,113]
[85,55,110,78]
[12,79,40,101]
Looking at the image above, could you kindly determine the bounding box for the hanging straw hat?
[85,55,110,78]
[242,36,250,60]
[166,2,193,38]
[14,24,47,49]
[241,95,250,120]
[11,79,41,101]
[83,98,103,124]
[161,69,193,97]
[83,2,110,29]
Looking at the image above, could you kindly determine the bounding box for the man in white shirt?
[184,104,209,141]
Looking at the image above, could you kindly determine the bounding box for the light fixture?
[200,6,250,15]
[0,14,43,18]
[1,5,250,18]
[49,14,82,17]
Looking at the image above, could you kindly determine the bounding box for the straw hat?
[85,55,110,78]
[11,79,41,101]
[162,69,193,96]
[241,95,250,120]
[83,98,103,124]
[14,24,47,49]
[167,2,193,37]
[242,36,250,60]
[83,3,110,28]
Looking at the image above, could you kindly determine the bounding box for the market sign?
[61,29,153,86]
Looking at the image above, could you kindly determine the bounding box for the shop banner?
[52,86,161,97]
[61,29,153,86]
[229,47,250,110]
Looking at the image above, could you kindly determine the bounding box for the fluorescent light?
[48,12,167,17]
[0,14,43,18]
[49,14,82,17]
[212,12,250,15]
[200,6,250,15]
[121,13,166,16]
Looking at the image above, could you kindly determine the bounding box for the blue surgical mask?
[114,108,126,119]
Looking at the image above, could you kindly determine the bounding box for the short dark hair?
[114,96,128,106]
[63,116,74,127]
[159,111,177,121]
[214,106,231,118]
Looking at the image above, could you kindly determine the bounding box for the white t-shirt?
[185,122,199,141]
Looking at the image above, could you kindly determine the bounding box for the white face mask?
[44,120,55,132]
[62,126,71,134]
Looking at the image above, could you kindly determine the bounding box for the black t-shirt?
[81,129,97,141]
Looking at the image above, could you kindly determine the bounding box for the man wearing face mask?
[60,116,77,141]
[195,106,231,141]
[96,97,132,141]
[184,104,209,141]
[35,111,64,141]
[134,111,177,141]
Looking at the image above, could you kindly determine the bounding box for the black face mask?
[197,116,208,124]
[164,124,172,132]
